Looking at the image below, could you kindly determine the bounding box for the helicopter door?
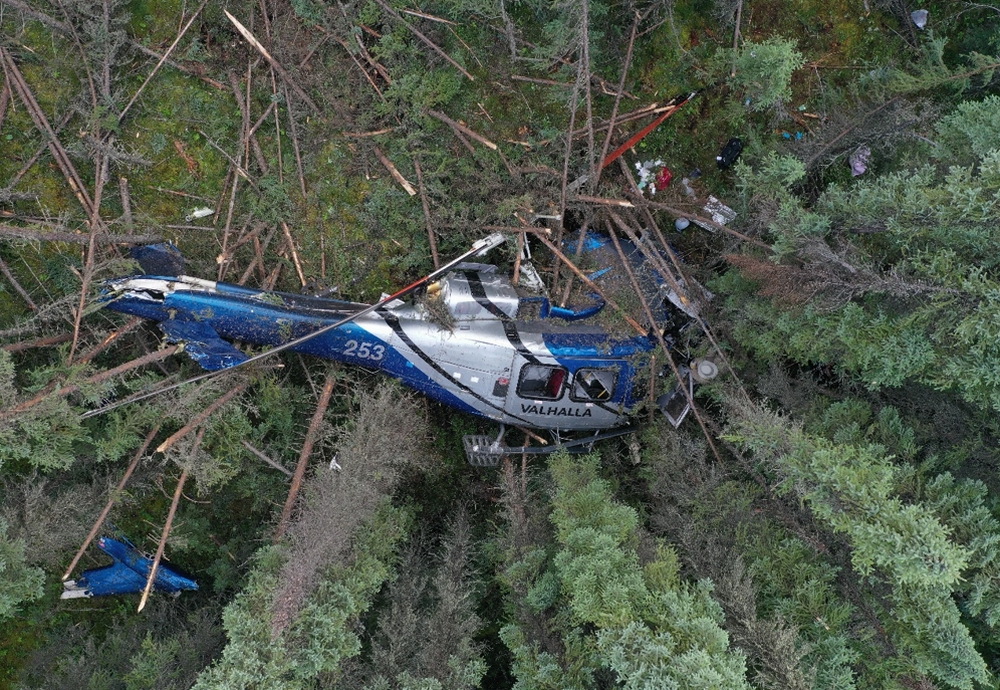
[505,360,625,429]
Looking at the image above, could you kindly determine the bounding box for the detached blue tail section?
[159,320,249,371]
[61,537,198,599]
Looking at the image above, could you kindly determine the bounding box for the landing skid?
[462,426,636,467]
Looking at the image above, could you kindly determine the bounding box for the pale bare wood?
[155,381,249,454]
[604,224,723,463]
[731,0,743,77]
[342,128,395,138]
[558,220,590,308]
[137,455,193,612]
[241,439,292,477]
[2,333,72,353]
[119,177,133,227]
[281,221,307,287]
[426,110,497,150]
[216,164,242,282]
[0,345,180,419]
[529,232,645,335]
[119,0,210,125]
[481,225,553,234]
[371,0,474,81]
[0,253,36,310]
[511,74,573,87]
[0,224,161,245]
[514,425,548,445]
[413,157,439,269]
[594,13,638,188]
[399,7,457,24]
[224,10,321,115]
[78,317,142,364]
[574,194,634,208]
[68,152,107,364]
[373,146,417,195]
[228,70,268,176]
[616,160,754,403]
[636,197,770,249]
[1,48,95,218]
[130,41,226,90]
[274,372,336,541]
[62,425,161,581]
[512,231,524,285]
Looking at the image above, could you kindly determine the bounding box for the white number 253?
[343,339,385,361]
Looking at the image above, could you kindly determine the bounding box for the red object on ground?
[656,167,672,189]
[600,92,696,169]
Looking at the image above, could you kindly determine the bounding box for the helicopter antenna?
[80,233,507,419]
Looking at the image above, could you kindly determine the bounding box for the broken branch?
[62,425,161,581]
[138,454,193,612]
[119,0,210,125]
[0,223,162,245]
[426,110,497,150]
[224,10,321,115]
[373,146,417,195]
[371,0,474,81]
[274,372,336,541]
[530,232,646,335]
[241,439,292,477]
[155,381,249,454]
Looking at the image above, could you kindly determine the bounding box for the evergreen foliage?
[499,452,750,690]
[727,38,804,113]
[725,398,992,689]
[339,509,487,690]
[725,90,1000,412]
[5,0,1000,685]
[193,383,428,687]
[19,602,225,690]
[192,502,413,689]
[0,518,44,621]
[645,422,866,689]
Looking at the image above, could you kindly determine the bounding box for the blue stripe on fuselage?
[105,287,483,418]
[542,331,655,358]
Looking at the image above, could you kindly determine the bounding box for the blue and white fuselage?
[104,263,656,430]
[101,231,703,431]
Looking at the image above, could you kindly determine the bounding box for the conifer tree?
[0,518,43,621]
[193,384,428,688]
[724,95,1000,414]
[499,452,751,690]
[725,398,992,689]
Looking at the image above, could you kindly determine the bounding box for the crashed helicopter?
[100,230,710,464]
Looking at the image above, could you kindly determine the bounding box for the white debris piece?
[692,196,737,232]
[911,9,928,29]
[185,207,214,222]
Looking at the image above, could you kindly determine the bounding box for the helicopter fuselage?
[104,262,658,431]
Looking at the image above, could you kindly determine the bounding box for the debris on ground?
[716,137,743,169]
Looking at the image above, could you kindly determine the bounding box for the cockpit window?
[571,368,616,402]
[517,364,567,400]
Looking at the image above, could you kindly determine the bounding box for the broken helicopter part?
[99,231,710,464]
[61,536,197,600]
